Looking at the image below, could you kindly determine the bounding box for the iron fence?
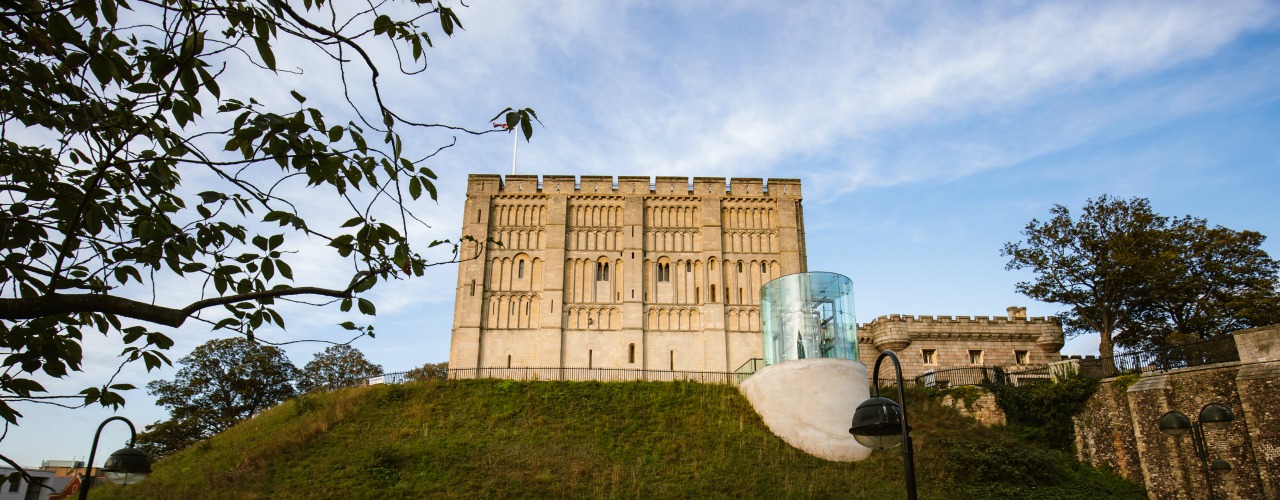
[1105,336,1239,375]
[911,336,1241,388]
[447,367,748,385]
[913,365,1054,389]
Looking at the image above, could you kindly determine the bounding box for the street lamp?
[1158,403,1235,500]
[849,350,917,500]
[79,416,152,499]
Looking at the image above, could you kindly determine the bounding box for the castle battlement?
[466,174,802,198]
[857,313,1060,328]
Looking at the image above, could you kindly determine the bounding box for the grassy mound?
[93,379,1142,499]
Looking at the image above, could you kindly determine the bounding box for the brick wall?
[1073,325,1280,499]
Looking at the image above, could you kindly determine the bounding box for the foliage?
[404,361,448,382]
[1113,373,1142,391]
[0,0,535,467]
[1125,216,1280,348]
[92,380,1142,499]
[939,385,985,412]
[983,374,1101,452]
[297,345,382,393]
[137,337,299,459]
[1003,195,1280,358]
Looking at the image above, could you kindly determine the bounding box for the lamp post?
[1157,403,1235,500]
[79,416,152,500]
[849,350,917,500]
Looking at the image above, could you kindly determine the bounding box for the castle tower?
[448,175,807,377]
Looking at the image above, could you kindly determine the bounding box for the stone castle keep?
[448,175,1063,379]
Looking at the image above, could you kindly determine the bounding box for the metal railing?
[911,336,1241,388]
[913,365,1053,389]
[448,367,749,385]
[1105,336,1239,375]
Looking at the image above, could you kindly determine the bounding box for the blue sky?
[4,0,1279,469]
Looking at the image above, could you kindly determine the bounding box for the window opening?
[968,350,984,365]
[1015,350,1030,365]
[685,261,691,273]
[761,262,767,273]
[710,285,717,302]
[589,350,593,369]
[670,351,674,371]
[518,260,525,279]
[507,355,512,368]
[469,280,476,296]
[629,344,636,364]
[922,349,937,365]
[737,262,743,273]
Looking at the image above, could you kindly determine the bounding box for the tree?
[405,361,448,382]
[1003,195,1280,358]
[1003,196,1165,360]
[1124,217,1280,347]
[0,0,536,456]
[137,337,299,459]
[297,344,382,392]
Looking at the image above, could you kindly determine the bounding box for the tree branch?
[0,271,381,327]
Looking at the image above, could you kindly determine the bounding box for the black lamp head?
[1158,411,1192,436]
[101,446,152,485]
[1199,403,1234,427]
[849,396,909,450]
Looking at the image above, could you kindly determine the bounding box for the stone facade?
[1074,325,1280,499]
[449,175,807,375]
[856,306,1065,381]
[448,175,1065,380]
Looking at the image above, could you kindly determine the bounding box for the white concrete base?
[738,358,873,462]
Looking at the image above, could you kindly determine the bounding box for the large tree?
[1124,216,1280,347]
[138,337,299,459]
[297,344,382,392]
[0,0,535,462]
[1003,195,1280,359]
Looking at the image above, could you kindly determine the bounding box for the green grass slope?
[94,379,1143,499]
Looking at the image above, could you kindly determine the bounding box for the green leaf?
[290,90,306,103]
[408,177,422,200]
[357,298,376,316]
[328,126,344,142]
[255,36,276,70]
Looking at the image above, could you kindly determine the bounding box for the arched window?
[518,260,525,279]
[685,261,691,273]
[710,260,716,271]
[629,344,636,364]
[469,280,475,296]
[710,285,717,302]
[737,262,743,273]
[761,262,767,273]
[507,355,512,368]
[596,262,610,281]
[656,262,670,282]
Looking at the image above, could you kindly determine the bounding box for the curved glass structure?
[760,272,858,365]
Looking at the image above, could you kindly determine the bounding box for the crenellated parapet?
[466,174,803,198]
[859,313,1061,328]
[856,308,1065,372]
